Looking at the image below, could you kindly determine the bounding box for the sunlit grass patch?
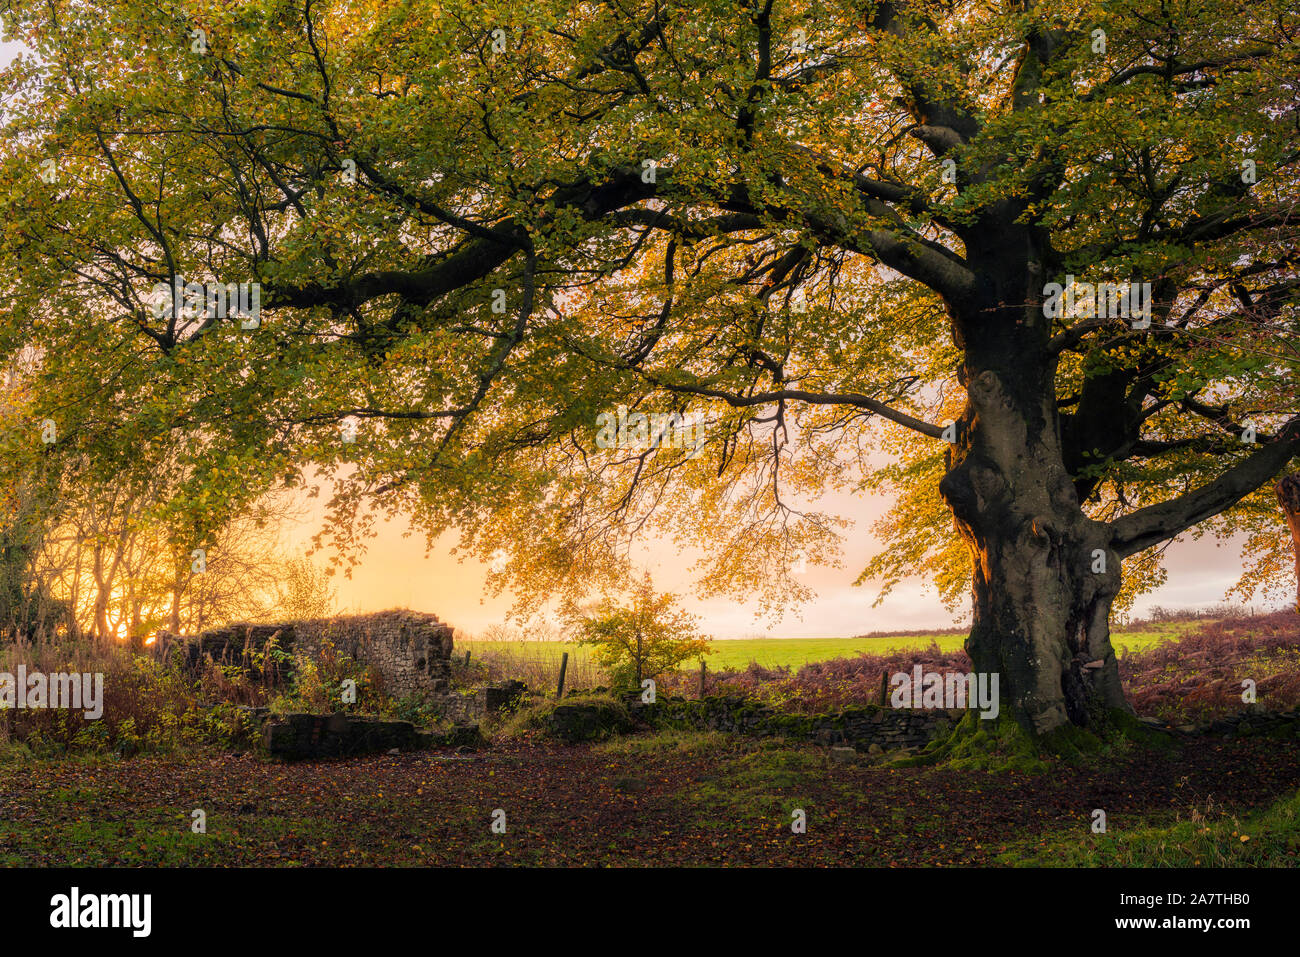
[684,740,827,826]
[999,789,1300,867]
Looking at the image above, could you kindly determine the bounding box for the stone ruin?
[155,610,529,759]
[154,609,455,698]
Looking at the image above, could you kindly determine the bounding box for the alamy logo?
[151,275,261,328]
[50,887,151,937]
[595,406,705,457]
[0,667,103,719]
[1042,275,1152,326]
[890,666,1000,719]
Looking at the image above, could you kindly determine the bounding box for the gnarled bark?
[940,359,1129,735]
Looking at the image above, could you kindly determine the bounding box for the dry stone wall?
[635,695,962,752]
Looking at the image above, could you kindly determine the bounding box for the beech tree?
[1,0,1297,735]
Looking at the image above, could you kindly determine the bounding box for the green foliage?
[269,640,383,714]
[271,557,337,622]
[384,693,443,728]
[0,648,270,758]
[2,0,1293,626]
[568,573,712,692]
[185,702,263,751]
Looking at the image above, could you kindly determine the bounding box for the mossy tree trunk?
[938,257,1131,735]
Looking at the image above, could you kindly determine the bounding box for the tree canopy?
[1,0,1297,655]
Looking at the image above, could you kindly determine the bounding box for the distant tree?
[0,369,64,638]
[479,623,522,643]
[569,573,711,692]
[272,556,337,622]
[479,619,567,642]
[4,360,312,643]
[28,466,294,643]
[0,470,70,640]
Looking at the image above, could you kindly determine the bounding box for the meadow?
[460,621,1202,678]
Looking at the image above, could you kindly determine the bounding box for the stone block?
[483,680,527,713]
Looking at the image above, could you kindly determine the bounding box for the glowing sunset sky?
[277,474,1260,639]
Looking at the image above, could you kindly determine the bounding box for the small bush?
[268,641,385,715]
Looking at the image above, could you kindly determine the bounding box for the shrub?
[268,640,385,714]
[567,572,711,694]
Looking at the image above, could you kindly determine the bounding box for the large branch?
[755,198,975,300]
[637,379,945,439]
[265,166,660,313]
[1083,48,1275,103]
[1110,417,1300,557]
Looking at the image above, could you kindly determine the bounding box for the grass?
[593,729,736,757]
[999,788,1300,867]
[460,622,1201,678]
[4,732,1298,866]
[678,738,829,827]
[1109,621,1212,655]
[457,640,604,692]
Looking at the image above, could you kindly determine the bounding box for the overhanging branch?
[1110,417,1300,557]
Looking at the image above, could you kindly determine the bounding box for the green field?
[461,622,1200,673]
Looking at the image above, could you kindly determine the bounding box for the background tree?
[272,555,337,622]
[2,367,295,641]
[29,472,292,643]
[1,368,75,638]
[1,0,1297,734]
[568,573,712,691]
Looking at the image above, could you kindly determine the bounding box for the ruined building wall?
[293,611,454,697]
[156,610,455,698]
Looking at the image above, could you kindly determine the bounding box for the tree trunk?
[169,586,181,633]
[940,292,1131,735]
[635,630,643,688]
[1277,474,1300,613]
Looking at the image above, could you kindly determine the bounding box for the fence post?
[464,650,471,667]
[879,670,889,707]
[556,651,569,699]
[699,659,707,698]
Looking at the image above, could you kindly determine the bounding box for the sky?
[0,36,1274,639]
[274,465,1261,639]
